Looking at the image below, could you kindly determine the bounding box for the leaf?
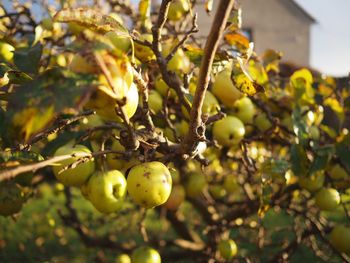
[14,44,43,75]
[183,44,231,67]
[308,145,334,174]
[139,0,151,20]
[0,63,32,87]
[33,25,44,46]
[224,32,250,51]
[336,143,350,172]
[54,8,129,36]
[291,144,309,176]
[324,97,345,124]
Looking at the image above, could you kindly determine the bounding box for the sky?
[294,0,350,77]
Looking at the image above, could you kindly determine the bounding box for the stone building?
[195,0,316,66]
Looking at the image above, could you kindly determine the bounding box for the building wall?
[194,0,312,66]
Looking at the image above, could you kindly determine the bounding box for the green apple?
[212,68,242,107]
[127,161,172,208]
[170,168,181,184]
[223,175,239,194]
[69,53,98,74]
[167,48,191,73]
[85,170,127,213]
[185,172,207,198]
[0,181,25,216]
[148,89,163,114]
[134,34,155,62]
[167,0,190,21]
[131,246,161,263]
[115,254,131,263]
[212,116,245,147]
[329,164,348,180]
[255,113,273,132]
[329,225,350,253]
[299,171,325,192]
[154,76,176,97]
[0,41,14,62]
[189,85,220,116]
[52,144,95,187]
[41,17,54,31]
[164,185,186,210]
[218,239,238,260]
[315,188,340,211]
[105,31,131,54]
[232,97,256,124]
[209,185,227,200]
[106,139,126,170]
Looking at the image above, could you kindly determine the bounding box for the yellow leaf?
[224,32,249,51]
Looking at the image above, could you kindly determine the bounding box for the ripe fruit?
[218,239,238,260]
[209,185,227,200]
[0,182,25,216]
[106,139,126,170]
[212,116,245,147]
[131,246,161,263]
[315,188,340,211]
[329,225,350,253]
[212,68,242,107]
[0,41,14,62]
[115,254,131,263]
[329,164,348,180]
[148,89,163,114]
[167,0,190,21]
[170,168,181,184]
[105,31,131,54]
[299,171,325,192]
[189,85,220,116]
[41,17,54,31]
[127,161,172,208]
[69,54,98,74]
[68,22,84,35]
[85,170,127,213]
[185,172,207,198]
[232,97,256,124]
[134,34,155,62]
[164,185,186,210]
[52,144,95,187]
[155,76,176,97]
[255,113,272,132]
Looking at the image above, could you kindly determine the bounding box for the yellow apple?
[106,139,126,170]
[232,97,256,124]
[167,0,190,21]
[131,246,161,263]
[255,113,273,132]
[164,184,186,210]
[329,164,348,180]
[155,76,176,97]
[148,89,163,114]
[134,34,155,62]
[0,181,25,216]
[185,172,207,198]
[0,41,14,62]
[299,171,325,192]
[315,188,340,211]
[212,116,245,147]
[218,239,238,260]
[115,254,131,263]
[69,53,98,74]
[86,170,127,213]
[127,161,172,208]
[52,144,95,187]
[212,68,242,107]
[329,225,350,254]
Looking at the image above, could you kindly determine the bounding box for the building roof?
[288,0,317,23]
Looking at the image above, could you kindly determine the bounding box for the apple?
[127,161,172,208]
[255,113,273,132]
[52,144,95,187]
[69,53,98,74]
[170,168,181,184]
[105,31,131,54]
[115,254,131,263]
[167,0,190,21]
[155,76,176,97]
[223,175,239,194]
[164,184,186,210]
[209,185,227,200]
[106,139,127,170]
[148,89,163,114]
[212,68,242,107]
[212,116,245,147]
[68,22,85,35]
[131,246,161,263]
[218,239,238,260]
[185,172,207,198]
[329,225,350,254]
[85,170,127,213]
[329,164,348,180]
[232,97,256,124]
[41,17,54,31]
[189,85,220,116]
[315,188,340,211]
[299,171,325,192]
[0,181,25,216]
[0,41,14,62]
[134,34,155,62]
[166,48,191,73]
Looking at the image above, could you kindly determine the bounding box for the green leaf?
[14,44,43,75]
[336,143,350,172]
[309,145,334,174]
[291,144,309,176]
[54,8,129,35]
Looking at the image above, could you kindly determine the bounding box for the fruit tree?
[0,0,350,262]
